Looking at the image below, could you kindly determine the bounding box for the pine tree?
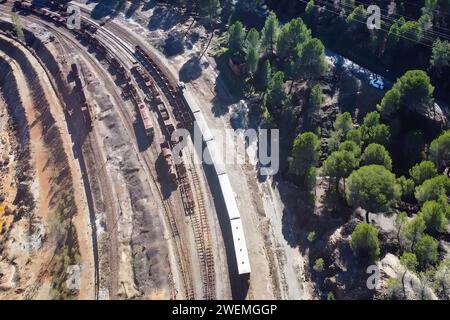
[260,11,279,55]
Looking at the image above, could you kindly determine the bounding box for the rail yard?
[1,1,250,299]
[1,0,449,306]
[0,0,314,301]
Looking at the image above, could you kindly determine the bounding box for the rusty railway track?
[6,1,217,300]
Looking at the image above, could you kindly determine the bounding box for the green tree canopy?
[346,128,363,146]
[415,175,450,204]
[409,161,438,186]
[378,70,434,117]
[290,132,320,177]
[420,199,448,234]
[430,39,450,75]
[378,87,401,119]
[276,18,311,60]
[430,130,450,170]
[346,5,368,33]
[350,223,380,263]
[362,111,380,128]
[397,176,415,199]
[265,71,286,115]
[307,83,324,110]
[245,28,260,53]
[334,112,353,135]
[361,143,393,170]
[339,140,361,158]
[401,214,426,251]
[228,21,245,56]
[400,252,418,273]
[261,11,279,54]
[245,28,260,75]
[415,234,439,268]
[291,38,327,83]
[399,21,423,44]
[322,150,359,190]
[346,165,401,215]
[361,112,390,146]
[387,22,400,46]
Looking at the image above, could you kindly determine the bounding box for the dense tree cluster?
[216,0,450,298]
[226,12,327,123]
[297,0,450,99]
[378,70,434,118]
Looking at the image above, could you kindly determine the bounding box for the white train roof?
[217,173,241,220]
[230,218,251,275]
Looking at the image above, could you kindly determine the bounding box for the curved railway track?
[1,1,217,299]
[76,9,216,299]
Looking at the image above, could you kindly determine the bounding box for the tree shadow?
[88,0,125,21]
[124,0,140,19]
[163,31,186,57]
[147,5,188,31]
[179,55,204,82]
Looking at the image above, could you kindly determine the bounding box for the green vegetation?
[361,111,390,147]
[350,223,380,263]
[430,130,450,170]
[307,231,316,243]
[338,141,361,158]
[415,175,450,204]
[401,214,426,251]
[307,83,324,111]
[228,21,245,57]
[289,132,320,189]
[420,199,448,234]
[409,161,438,186]
[361,144,392,170]
[245,28,261,76]
[208,0,450,299]
[314,258,325,272]
[322,150,358,191]
[333,112,353,136]
[11,13,24,41]
[397,176,415,199]
[260,11,279,54]
[415,234,439,268]
[346,165,401,219]
[379,70,434,117]
[430,39,450,75]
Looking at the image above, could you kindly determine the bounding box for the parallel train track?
[2,0,217,299]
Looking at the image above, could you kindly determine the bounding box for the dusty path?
[0,34,95,299]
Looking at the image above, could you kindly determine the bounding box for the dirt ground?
[0,34,94,299]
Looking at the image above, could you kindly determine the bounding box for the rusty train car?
[14,0,64,24]
[161,142,178,185]
[138,102,154,138]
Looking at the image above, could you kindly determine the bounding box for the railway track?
[87,13,216,299]
[0,24,104,299]
[85,12,216,300]
[3,1,217,299]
